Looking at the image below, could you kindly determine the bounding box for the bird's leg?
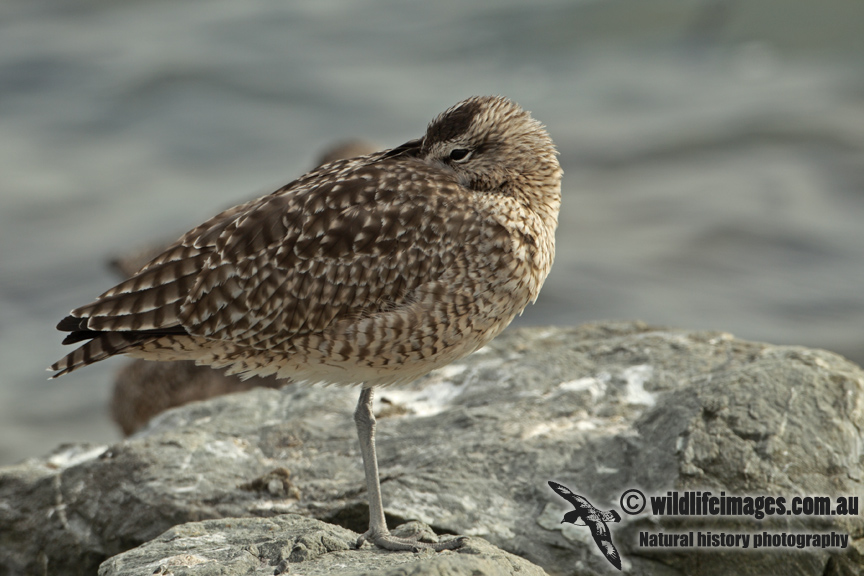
[354,387,388,544]
[353,386,465,552]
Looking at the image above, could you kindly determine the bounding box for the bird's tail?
[49,331,146,378]
[49,315,190,378]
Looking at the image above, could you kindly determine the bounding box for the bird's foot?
[357,527,466,552]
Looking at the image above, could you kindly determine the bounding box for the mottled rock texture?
[2,322,862,575]
[98,515,541,576]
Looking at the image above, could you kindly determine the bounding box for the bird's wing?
[548,481,597,513]
[62,197,261,335]
[177,158,491,350]
[63,156,497,351]
[587,519,622,571]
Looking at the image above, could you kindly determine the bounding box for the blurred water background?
[2,0,863,465]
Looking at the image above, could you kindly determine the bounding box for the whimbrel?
[51,95,563,551]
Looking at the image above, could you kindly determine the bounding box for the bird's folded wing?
[65,158,492,351]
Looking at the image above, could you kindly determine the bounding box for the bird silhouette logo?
[548,481,622,570]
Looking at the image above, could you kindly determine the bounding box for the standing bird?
[50,96,562,551]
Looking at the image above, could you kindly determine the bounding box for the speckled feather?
[51,96,562,386]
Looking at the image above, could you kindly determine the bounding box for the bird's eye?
[448,148,472,163]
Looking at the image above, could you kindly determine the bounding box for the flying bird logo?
[548,481,622,570]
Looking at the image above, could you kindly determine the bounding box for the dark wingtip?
[57,315,86,332]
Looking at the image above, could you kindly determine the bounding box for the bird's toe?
[357,528,466,552]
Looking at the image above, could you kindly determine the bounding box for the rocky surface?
[98,515,542,576]
[2,322,863,575]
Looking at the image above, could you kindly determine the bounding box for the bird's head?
[561,509,587,526]
[419,96,562,213]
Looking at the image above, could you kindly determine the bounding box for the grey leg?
[353,386,465,552]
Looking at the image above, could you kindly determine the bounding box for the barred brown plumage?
[49,95,562,551]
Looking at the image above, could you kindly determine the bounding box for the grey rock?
[98,515,543,576]
[2,322,863,575]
